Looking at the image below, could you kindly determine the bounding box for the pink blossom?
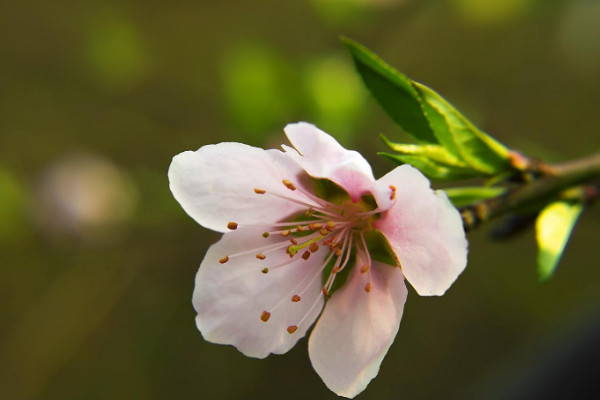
[168,122,468,398]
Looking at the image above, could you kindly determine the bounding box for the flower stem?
[460,151,600,231]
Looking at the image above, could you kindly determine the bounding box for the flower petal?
[308,260,407,398]
[169,142,311,232]
[283,122,376,202]
[193,227,327,358]
[373,164,468,296]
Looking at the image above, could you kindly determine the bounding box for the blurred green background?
[1,0,600,399]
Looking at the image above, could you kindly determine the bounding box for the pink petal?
[308,260,407,398]
[373,165,468,296]
[193,226,326,358]
[283,122,376,202]
[168,142,311,233]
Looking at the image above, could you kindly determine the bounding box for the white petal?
[283,122,376,202]
[374,165,468,296]
[168,142,310,233]
[308,261,407,398]
[193,227,327,358]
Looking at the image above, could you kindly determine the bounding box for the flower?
[168,122,468,398]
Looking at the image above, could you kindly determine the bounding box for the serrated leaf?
[444,186,507,207]
[412,82,510,175]
[342,37,437,143]
[535,201,584,281]
[381,134,467,168]
[379,153,480,181]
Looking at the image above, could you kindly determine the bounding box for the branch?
[460,151,600,231]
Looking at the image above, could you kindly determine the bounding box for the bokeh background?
[1,0,600,399]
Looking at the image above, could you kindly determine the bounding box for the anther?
[282,179,296,191]
[287,325,298,334]
[262,232,270,238]
[309,243,319,253]
[308,223,322,230]
[365,282,372,293]
[289,238,298,245]
[322,287,329,296]
[256,253,266,260]
[326,221,336,231]
[302,251,311,260]
[389,185,397,200]
[280,229,291,237]
[254,188,266,194]
[296,225,306,232]
[291,295,301,302]
[261,268,269,274]
[260,311,271,322]
[319,229,329,236]
[332,266,340,274]
[334,248,342,256]
[305,208,314,217]
[219,256,229,264]
[360,264,370,273]
[227,222,238,230]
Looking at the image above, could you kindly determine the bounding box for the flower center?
[219,177,396,336]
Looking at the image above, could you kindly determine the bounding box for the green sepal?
[444,186,507,207]
[311,178,350,206]
[363,229,398,267]
[379,152,480,182]
[535,200,584,281]
[342,37,437,143]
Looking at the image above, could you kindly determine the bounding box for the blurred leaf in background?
[451,0,535,26]
[221,42,296,143]
[303,54,367,144]
[83,11,151,92]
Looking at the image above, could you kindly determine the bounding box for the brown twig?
[460,151,600,231]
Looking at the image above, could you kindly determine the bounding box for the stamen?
[291,295,301,302]
[254,188,266,194]
[282,179,296,191]
[360,264,369,274]
[256,253,266,260]
[261,268,269,274]
[262,232,270,238]
[389,185,397,200]
[319,228,329,236]
[302,251,311,260]
[365,282,372,292]
[332,266,340,274]
[308,223,322,230]
[309,243,319,253]
[227,222,238,230]
[322,287,329,296]
[219,256,229,264]
[287,325,298,334]
[260,311,271,322]
[296,225,306,232]
[280,230,291,237]
[265,251,335,317]
[289,238,298,245]
[326,221,336,231]
[359,231,373,270]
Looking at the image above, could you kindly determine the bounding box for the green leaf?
[379,153,480,181]
[342,37,437,143]
[380,134,468,168]
[444,186,507,207]
[412,82,511,175]
[535,201,584,281]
